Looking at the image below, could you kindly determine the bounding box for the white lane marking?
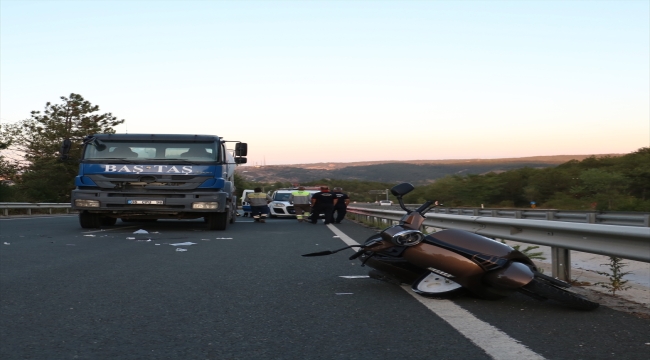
[327,224,359,248]
[326,224,545,360]
[406,290,545,360]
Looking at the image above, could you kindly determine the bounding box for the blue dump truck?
[60,134,247,230]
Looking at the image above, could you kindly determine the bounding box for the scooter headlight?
[390,229,425,246]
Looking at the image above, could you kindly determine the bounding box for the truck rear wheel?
[206,212,227,230]
[79,212,101,229]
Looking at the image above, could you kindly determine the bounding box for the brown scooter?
[303,183,599,311]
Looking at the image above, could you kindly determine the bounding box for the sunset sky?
[1,0,648,165]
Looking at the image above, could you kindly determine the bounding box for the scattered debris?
[333,236,340,238]
[215,237,233,240]
[3,242,9,245]
[83,234,96,237]
[133,229,148,234]
[170,242,197,246]
[339,276,370,279]
[155,244,161,246]
[126,237,136,240]
[335,293,353,295]
[175,248,188,252]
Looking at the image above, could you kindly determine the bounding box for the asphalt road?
[1,215,648,360]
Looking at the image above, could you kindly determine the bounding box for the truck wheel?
[79,212,101,229]
[206,212,227,230]
[101,217,117,226]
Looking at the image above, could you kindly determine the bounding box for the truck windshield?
[83,141,219,161]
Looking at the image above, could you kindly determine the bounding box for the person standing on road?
[289,186,312,222]
[244,187,272,223]
[309,186,338,225]
[330,187,350,224]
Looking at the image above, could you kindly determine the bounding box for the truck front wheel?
[79,212,101,229]
[206,212,227,230]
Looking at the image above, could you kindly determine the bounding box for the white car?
[379,200,393,206]
[268,188,320,218]
[240,189,254,216]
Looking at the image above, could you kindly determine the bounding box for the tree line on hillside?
[2,94,648,212]
[398,148,650,211]
[234,148,650,211]
[235,160,574,185]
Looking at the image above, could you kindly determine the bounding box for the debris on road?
[133,229,148,234]
[175,248,188,252]
[170,242,197,246]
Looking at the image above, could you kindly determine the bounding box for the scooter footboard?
[483,262,535,290]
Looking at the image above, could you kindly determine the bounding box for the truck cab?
[67,134,247,230]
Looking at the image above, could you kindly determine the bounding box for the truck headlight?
[273,203,285,207]
[192,202,218,209]
[75,199,100,207]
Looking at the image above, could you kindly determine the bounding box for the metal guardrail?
[355,204,650,227]
[0,202,71,216]
[346,206,650,280]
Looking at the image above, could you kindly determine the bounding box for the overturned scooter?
[303,183,599,311]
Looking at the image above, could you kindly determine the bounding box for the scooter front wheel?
[411,271,464,298]
[520,278,599,311]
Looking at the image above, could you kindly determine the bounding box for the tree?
[579,168,629,210]
[4,93,124,202]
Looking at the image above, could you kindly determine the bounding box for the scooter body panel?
[426,229,535,266]
[483,261,535,290]
[402,243,485,280]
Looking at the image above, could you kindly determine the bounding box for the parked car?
[268,188,320,218]
[379,200,393,206]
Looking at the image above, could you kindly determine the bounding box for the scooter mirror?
[390,183,414,196]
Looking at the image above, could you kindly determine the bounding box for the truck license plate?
[128,200,164,205]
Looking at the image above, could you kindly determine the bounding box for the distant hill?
[236,154,622,185]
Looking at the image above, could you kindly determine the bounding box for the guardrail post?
[3,209,7,216]
[551,247,571,281]
[546,211,556,221]
[27,208,31,215]
[49,208,52,215]
[587,213,596,224]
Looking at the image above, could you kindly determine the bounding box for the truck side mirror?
[235,157,248,164]
[60,139,72,160]
[235,143,248,157]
